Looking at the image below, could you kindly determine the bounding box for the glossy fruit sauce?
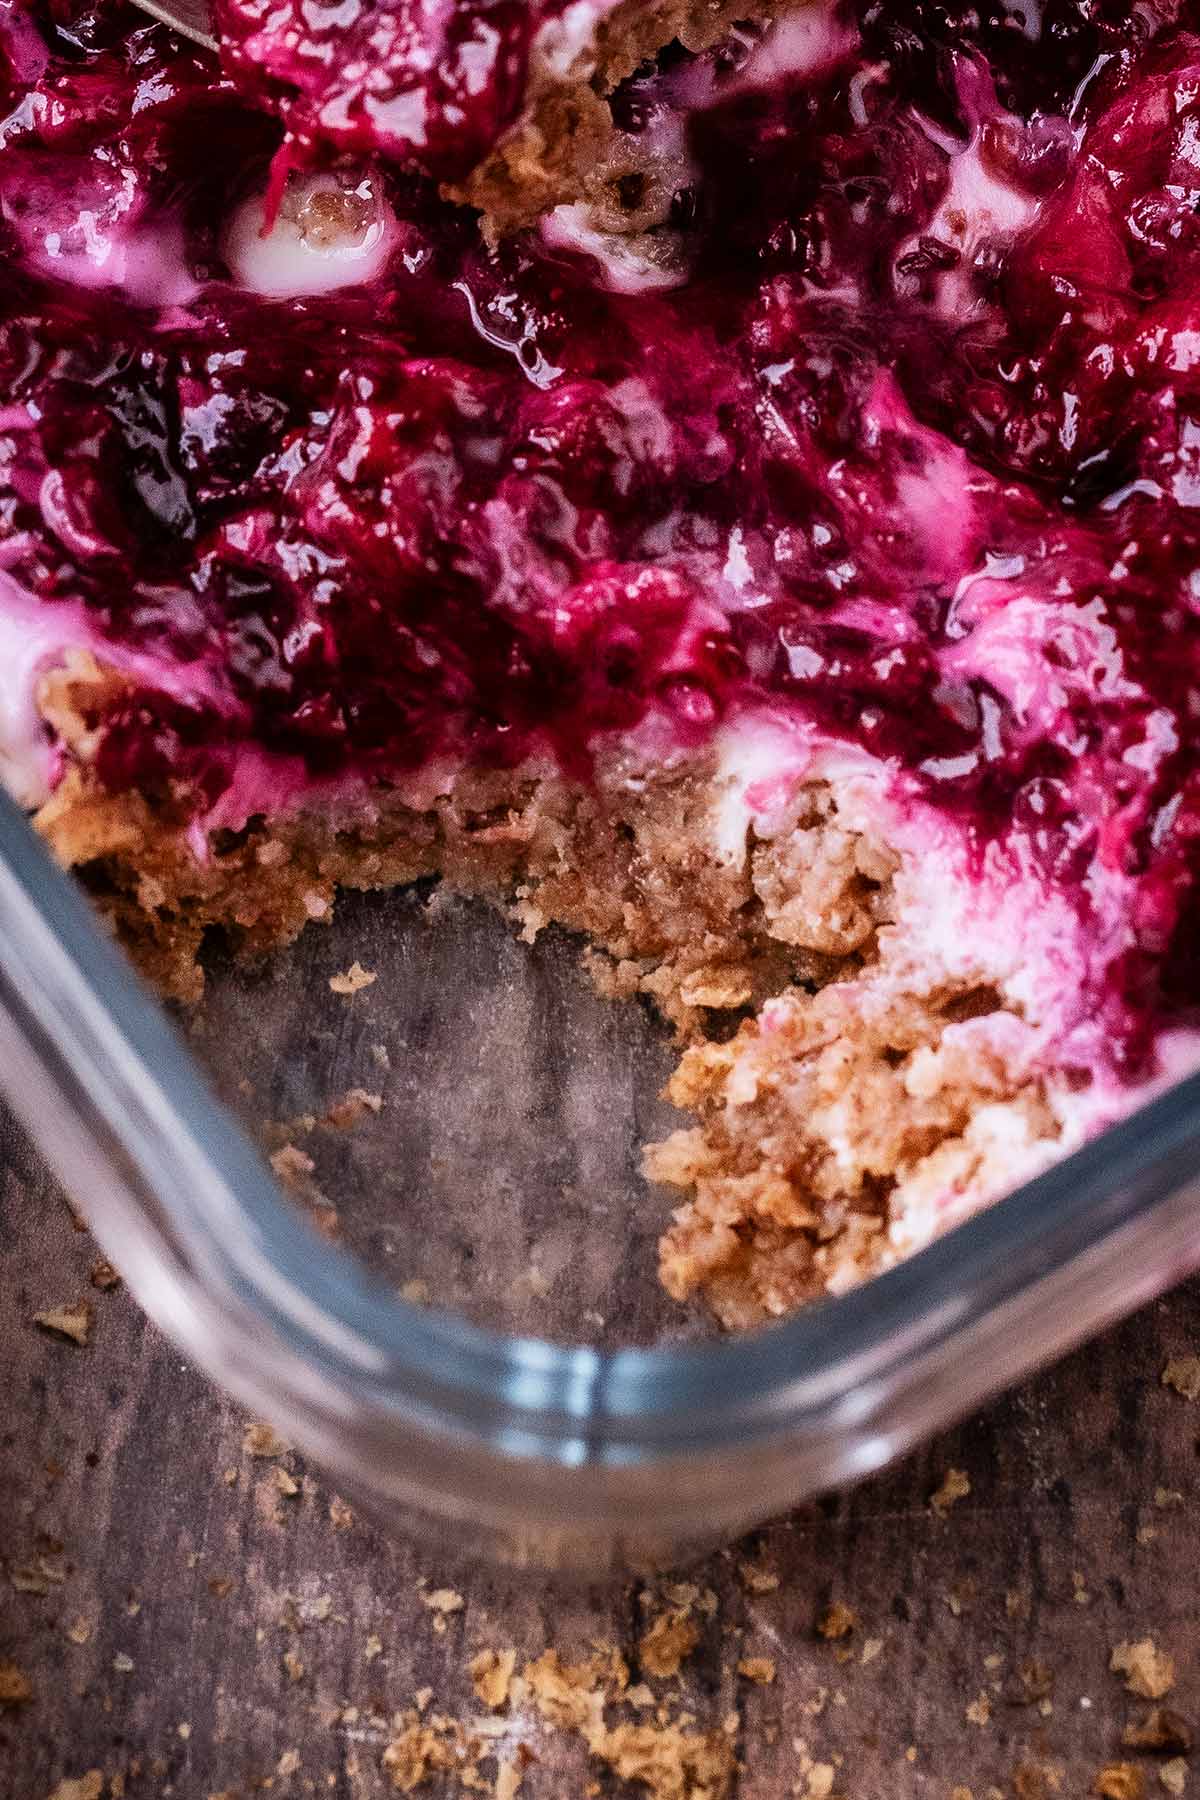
[3,1,1200,1077]
[213,0,596,184]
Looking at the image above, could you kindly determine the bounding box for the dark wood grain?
[3,892,1200,1798]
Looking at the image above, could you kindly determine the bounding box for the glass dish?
[2,783,1200,1573]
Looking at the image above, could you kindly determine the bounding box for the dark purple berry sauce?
[4,0,1200,1078]
[212,0,562,185]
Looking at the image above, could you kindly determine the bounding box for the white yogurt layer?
[0,571,86,809]
[541,202,689,292]
[697,702,1200,1231]
[224,171,398,298]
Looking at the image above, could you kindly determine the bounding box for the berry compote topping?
[212,0,610,184]
[5,0,1200,1079]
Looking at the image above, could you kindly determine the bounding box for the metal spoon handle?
[132,0,217,51]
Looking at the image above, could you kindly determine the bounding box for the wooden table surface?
[3,894,1200,1800]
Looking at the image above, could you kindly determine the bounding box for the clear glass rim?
[3,788,1200,1555]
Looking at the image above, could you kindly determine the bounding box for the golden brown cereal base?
[450,0,799,235]
[33,655,1067,1327]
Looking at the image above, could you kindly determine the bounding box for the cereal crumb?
[33,1299,93,1345]
[816,1603,856,1640]
[323,1087,384,1129]
[1123,1708,1193,1754]
[399,1279,431,1306]
[1111,1640,1177,1699]
[1161,1357,1200,1400]
[329,1497,354,1530]
[1154,1488,1184,1509]
[277,1749,301,1777]
[65,1616,93,1645]
[423,1587,465,1618]
[0,1658,32,1704]
[1011,1660,1055,1707]
[382,1713,483,1793]
[12,1556,66,1595]
[282,1649,305,1682]
[861,1637,884,1665]
[330,961,376,995]
[113,1652,134,1673]
[739,1563,780,1594]
[495,1757,525,1800]
[966,1693,992,1727]
[1013,1764,1063,1800]
[470,1648,517,1710]
[789,1742,835,1800]
[270,1143,317,1187]
[89,1258,121,1291]
[522,1646,733,1799]
[243,1421,289,1458]
[1093,1764,1145,1800]
[47,1776,103,1800]
[1160,1760,1188,1795]
[931,1467,971,1515]
[273,1467,300,1497]
[639,1611,700,1679]
[365,1635,384,1662]
[737,1657,776,1685]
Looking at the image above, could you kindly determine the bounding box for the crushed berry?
[3,1,1200,1075]
[214,0,559,183]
